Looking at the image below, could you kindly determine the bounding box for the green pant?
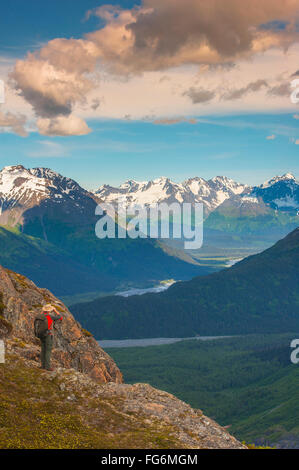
[40,335,53,369]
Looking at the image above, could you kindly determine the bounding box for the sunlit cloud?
[1,0,299,136]
[37,115,91,136]
[0,110,28,136]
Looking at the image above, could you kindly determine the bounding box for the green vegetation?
[0,224,214,297]
[205,205,299,237]
[0,353,182,449]
[71,228,299,339]
[0,225,114,295]
[106,334,299,448]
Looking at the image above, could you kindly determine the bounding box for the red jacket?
[43,311,63,335]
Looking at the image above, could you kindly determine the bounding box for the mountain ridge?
[0,165,214,297]
[94,172,299,214]
[71,227,299,339]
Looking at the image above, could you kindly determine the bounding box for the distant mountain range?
[95,172,299,249]
[0,165,214,298]
[71,227,299,339]
[0,165,298,299]
[95,175,248,214]
[1,166,297,225]
[94,173,299,215]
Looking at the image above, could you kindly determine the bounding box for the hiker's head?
[42,304,54,313]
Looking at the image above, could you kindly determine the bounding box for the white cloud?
[37,115,91,136]
[88,0,299,73]
[1,0,299,137]
[0,110,28,136]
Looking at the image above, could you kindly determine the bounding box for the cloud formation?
[221,80,268,101]
[11,39,99,118]
[37,115,91,136]
[10,38,99,135]
[89,0,299,73]
[183,87,216,104]
[0,111,28,136]
[7,0,299,136]
[267,82,292,97]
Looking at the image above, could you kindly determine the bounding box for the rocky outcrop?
[0,265,122,383]
[42,365,246,449]
[0,350,246,449]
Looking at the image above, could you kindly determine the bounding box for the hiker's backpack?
[34,314,48,339]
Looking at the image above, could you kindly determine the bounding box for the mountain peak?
[281,173,297,182]
[261,173,297,188]
[0,165,93,226]
[29,167,63,180]
[95,174,249,212]
[1,164,26,172]
[152,176,170,184]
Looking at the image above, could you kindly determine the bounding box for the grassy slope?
[106,334,299,447]
[0,352,181,449]
[71,228,299,338]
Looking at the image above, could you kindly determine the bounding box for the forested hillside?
[72,228,299,338]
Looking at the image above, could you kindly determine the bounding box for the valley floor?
[105,333,299,449]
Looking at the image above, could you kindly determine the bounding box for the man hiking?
[34,304,63,371]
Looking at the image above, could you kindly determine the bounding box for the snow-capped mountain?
[186,176,249,212]
[0,165,210,295]
[95,175,248,214]
[252,173,299,211]
[96,177,191,206]
[260,173,297,189]
[0,166,298,229]
[0,165,92,208]
[0,165,97,226]
[205,173,299,231]
[95,172,299,221]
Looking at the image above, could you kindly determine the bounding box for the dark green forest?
[106,334,299,448]
[71,228,299,339]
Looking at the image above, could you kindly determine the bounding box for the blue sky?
[0,0,138,56]
[0,0,298,189]
[2,113,298,189]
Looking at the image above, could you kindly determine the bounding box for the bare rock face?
[45,366,246,449]
[0,265,122,383]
